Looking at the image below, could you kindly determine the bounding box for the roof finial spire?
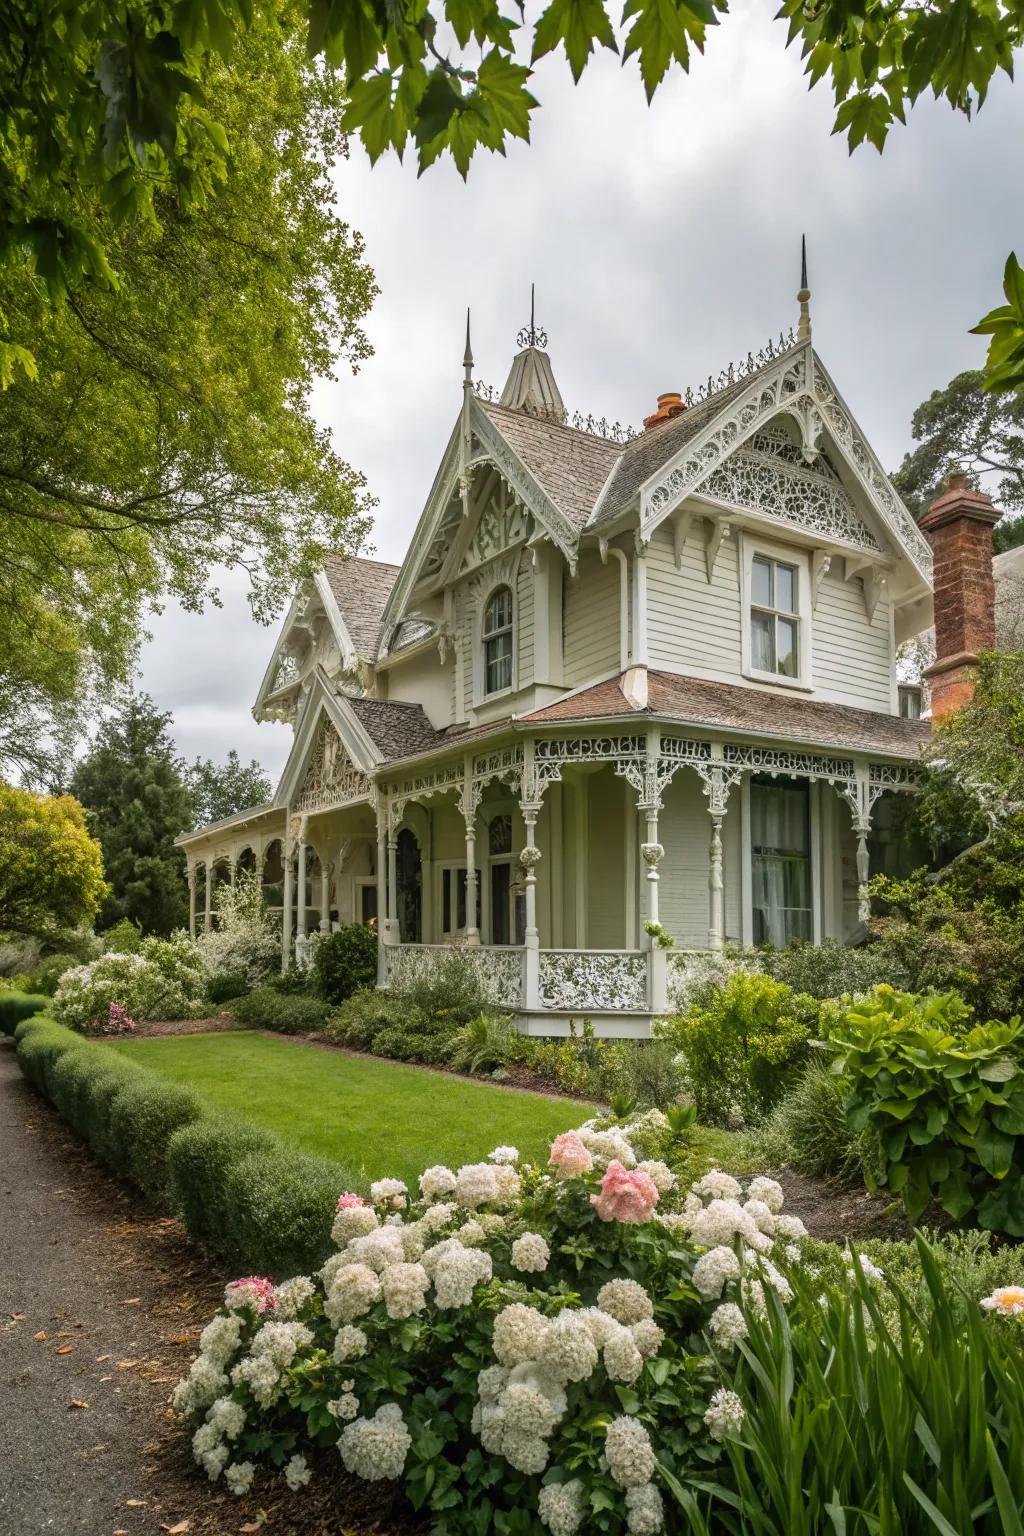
[797,234,811,343]
[517,284,547,351]
[463,308,473,386]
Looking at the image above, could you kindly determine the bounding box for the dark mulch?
[772,1167,922,1244]
[128,1015,246,1039]
[0,1039,419,1536]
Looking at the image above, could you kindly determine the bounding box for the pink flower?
[549,1131,594,1179]
[336,1192,367,1211]
[590,1161,659,1224]
[225,1276,277,1314]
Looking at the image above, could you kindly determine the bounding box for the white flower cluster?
[454,1161,521,1209]
[707,1301,748,1350]
[511,1233,550,1273]
[370,1177,408,1212]
[230,1320,313,1408]
[538,1478,585,1536]
[419,1164,457,1202]
[605,1416,657,1487]
[380,1261,431,1319]
[284,1452,312,1490]
[172,1313,243,1418]
[704,1387,745,1441]
[421,1237,493,1308]
[331,1203,378,1247]
[575,1125,637,1168]
[339,1402,412,1482]
[274,1276,315,1319]
[489,1145,519,1164]
[191,1394,247,1481]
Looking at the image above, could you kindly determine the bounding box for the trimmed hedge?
[0,991,50,1036]
[231,986,331,1033]
[13,1016,360,1275]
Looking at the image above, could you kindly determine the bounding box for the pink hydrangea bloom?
[590,1161,659,1224]
[336,1192,367,1211]
[225,1276,277,1314]
[549,1131,594,1179]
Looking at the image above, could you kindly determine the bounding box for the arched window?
[482,585,514,695]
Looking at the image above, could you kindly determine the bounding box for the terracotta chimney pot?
[919,473,1001,721]
[643,390,686,431]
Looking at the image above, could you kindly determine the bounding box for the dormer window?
[740,537,811,690]
[482,585,514,695]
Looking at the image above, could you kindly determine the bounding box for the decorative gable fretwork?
[294,719,373,814]
[697,427,882,553]
[461,486,531,574]
[640,346,933,582]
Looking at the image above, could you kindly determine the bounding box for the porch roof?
[520,671,931,760]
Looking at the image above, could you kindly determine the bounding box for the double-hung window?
[482,585,514,695]
[750,555,799,679]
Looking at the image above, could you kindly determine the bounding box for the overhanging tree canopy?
[0,786,107,940]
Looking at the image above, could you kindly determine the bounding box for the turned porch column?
[387,831,399,932]
[461,756,480,945]
[204,861,213,934]
[187,864,197,939]
[281,817,295,971]
[319,860,333,932]
[519,742,546,1011]
[295,816,309,943]
[842,766,876,927]
[702,751,742,951]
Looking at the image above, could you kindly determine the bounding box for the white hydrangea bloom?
[656,1212,691,1237]
[605,1416,657,1488]
[331,1204,379,1247]
[419,1200,457,1233]
[342,1225,406,1274]
[707,1302,748,1350]
[380,1261,430,1320]
[579,1307,622,1349]
[231,1351,284,1408]
[172,1354,229,1417]
[192,1420,230,1481]
[538,1478,585,1536]
[489,1145,519,1164]
[626,1483,665,1535]
[692,1245,741,1300]
[274,1276,316,1320]
[198,1313,243,1368]
[501,1428,550,1474]
[689,1198,761,1250]
[603,1327,644,1384]
[597,1278,654,1325]
[224,1460,256,1496]
[370,1177,408,1211]
[492,1163,522,1206]
[753,1256,793,1302]
[325,1263,382,1326]
[328,1393,360,1421]
[433,1243,492,1308]
[577,1128,637,1168]
[419,1164,458,1202]
[773,1213,808,1239]
[630,1318,664,1359]
[637,1160,676,1194]
[747,1176,785,1213]
[544,1311,599,1383]
[250,1320,313,1368]
[743,1198,776,1235]
[704,1387,745,1441]
[845,1252,885,1284]
[785,1243,802,1264]
[692,1170,743,1202]
[511,1233,550,1273]
[501,1382,560,1439]
[206,1395,247,1441]
[332,1324,368,1363]
[457,1219,487,1247]
[284,1452,312,1490]
[339,1402,411,1482]
[743,1279,768,1319]
[455,1162,501,1208]
[399,1221,427,1261]
[492,1303,549,1366]
[477,1363,508,1404]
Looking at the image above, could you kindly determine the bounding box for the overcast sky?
[138,0,1024,782]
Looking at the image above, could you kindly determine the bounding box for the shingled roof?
[322,555,400,659]
[346,695,444,760]
[479,401,623,533]
[522,671,931,760]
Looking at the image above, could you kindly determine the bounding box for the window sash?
[750,556,799,677]
[484,629,513,694]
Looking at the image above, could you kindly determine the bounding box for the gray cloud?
[138,0,1024,782]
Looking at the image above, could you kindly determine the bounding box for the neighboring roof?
[522,671,931,759]
[176,801,279,846]
[321,555,400,658]
[480,401,623,533]
[994,543,1024,579]
[346,696,444,760]
[590,376,755,528]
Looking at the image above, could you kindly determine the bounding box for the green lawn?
[109,1032,596,1186]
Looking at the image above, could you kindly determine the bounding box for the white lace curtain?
[751,782,811,946]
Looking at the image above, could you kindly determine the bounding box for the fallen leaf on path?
[11,1312,26,1320]
[116,1359,139,1369]
[96,1354,111,1362]
[122,1297,141,1306]
[56,1328,76,1336]
[70,1399,89,1409]
[125,1498,148,1507]
[162,1521,192,1533]
[99,1375,113,1382]
[170,1334,192,1345]
[55,1345,73,1355]
[239,1521,267,1533]
[34,1330,46,1341]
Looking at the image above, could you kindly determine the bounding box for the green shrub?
[231,986,331,1033]
[53,933,208,1031]
[22,953,81,997]
[167,1115,281,1259]
[49,1047,143,1140]
[14,1017,82,1092]
[621,1038,686,1109]
[447,1011,519,1074]
[266,963,314,996]
[310,924,378,1003]
[105,1077,204,1199]
[207,970,249,1005]
[659,971,818,1126]
[0,991,50,1035]
[100,917,145,953]
[388,946,490,1026]
[219,1144,353,1276]
[830,985,1024,1234]
[747,1055,877,1181]
[759,937,896,999]
[324,986,405,1050]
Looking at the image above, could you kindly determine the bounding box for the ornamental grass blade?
[985,1432,1024,1536]
[902,1474,963,1536]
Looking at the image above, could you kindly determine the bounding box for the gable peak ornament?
[517,282,547,351]
[797,234,812,343]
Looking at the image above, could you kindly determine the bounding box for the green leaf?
[974,1121,1014,1178]
[533,0,618,81]
[343,71,397,161]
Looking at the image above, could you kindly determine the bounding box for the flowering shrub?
[100,1002,136,1035]
[172,1109,812,1533]
[54,931,208,1031]
[197,870,279,990]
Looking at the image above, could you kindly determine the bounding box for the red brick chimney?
[919,472,1001,721]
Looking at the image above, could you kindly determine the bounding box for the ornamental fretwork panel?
[294,719,373,814]
[697,430,882,552]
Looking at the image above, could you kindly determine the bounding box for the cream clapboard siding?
[646,520,895,713]
[647,523,743,677]
[383,647,454,729]
[585,768,627,948]
[516,563,535,690]
[563,550,621,687]
[811,566,892,711]
[656,770,741,947]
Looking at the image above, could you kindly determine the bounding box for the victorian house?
[177,271,1003,1034]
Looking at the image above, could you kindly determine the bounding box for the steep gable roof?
[478,402,623,534]
[346,696,443,759]
[321,555,400,659]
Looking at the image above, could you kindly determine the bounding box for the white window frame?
[469,552,522,708]
[739,533,812,691]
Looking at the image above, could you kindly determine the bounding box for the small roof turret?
[499,284,566,419]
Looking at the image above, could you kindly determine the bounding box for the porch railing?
[381,942,702,1015]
